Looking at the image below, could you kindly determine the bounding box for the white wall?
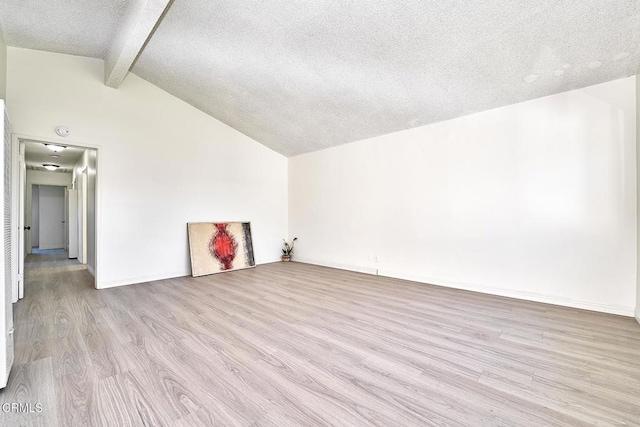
[0,23,6,100]
[31,185,39,247]
[8,48,288,288]
[26,170,72,252]
[38,185,65,250]
[290,76,637,316]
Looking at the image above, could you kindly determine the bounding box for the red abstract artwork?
[209,223,237,270]
[187,222,255,277]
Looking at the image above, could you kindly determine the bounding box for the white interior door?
[68,189,78,259]
[38,186,65,250]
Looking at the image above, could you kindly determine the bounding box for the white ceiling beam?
[104,0,172,88]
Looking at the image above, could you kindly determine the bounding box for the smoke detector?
[55,126,70,137]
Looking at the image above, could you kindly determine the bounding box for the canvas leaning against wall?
[187,222,255,277]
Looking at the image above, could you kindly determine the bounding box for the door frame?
[78,168,88,265]
[12,133,102,297]
[12,140,25,301]
[67,188,79,259]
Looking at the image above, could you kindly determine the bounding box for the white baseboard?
[86,265,95,278]
[635,309,640,325]
[294,257,378,275]
[257,258,284,265]
[98,270,189,289]
[292,259,634,317]
[94,257,634,317]
[380,269,635,317]
[97,259,284,289]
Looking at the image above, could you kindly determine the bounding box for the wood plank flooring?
[1,252,640,426]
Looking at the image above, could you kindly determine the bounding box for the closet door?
[0,100,13,388]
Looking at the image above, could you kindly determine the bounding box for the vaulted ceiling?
[1,1,639,156]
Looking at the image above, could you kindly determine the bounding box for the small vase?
[281,255,291,262]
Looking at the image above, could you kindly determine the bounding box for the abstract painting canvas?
[187,222,255,277]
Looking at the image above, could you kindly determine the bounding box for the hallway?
[27,249,87,268]
[1,250,93,426]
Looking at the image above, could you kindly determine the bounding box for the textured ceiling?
[24,140,85,173]
[2,1,640,156]
[0,0,129,58]
[132,0,640,156]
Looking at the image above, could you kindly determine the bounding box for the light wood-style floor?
[1,253,640,426]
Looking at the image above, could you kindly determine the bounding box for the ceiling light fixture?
[42,164,60,171]
[44,143,67,152]
[50,155,60,159]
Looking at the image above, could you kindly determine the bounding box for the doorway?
[15,138,99,299]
